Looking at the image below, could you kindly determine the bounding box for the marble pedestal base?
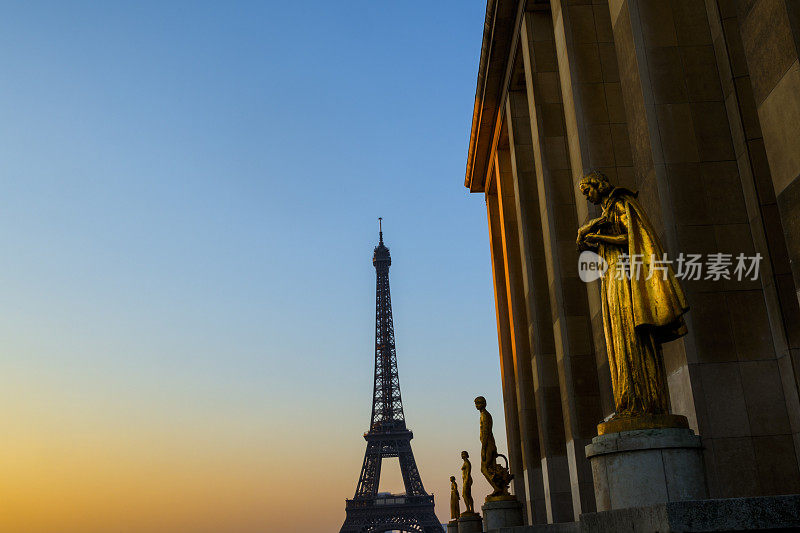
[457,513,483,533]
[482,498,523,530]
[446,519,459,533]
[585,426,707,512]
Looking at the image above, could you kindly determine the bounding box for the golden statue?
[577,170,689,434]
[449,476,461,521]
[474,396,514,500]
[460,451,476,515]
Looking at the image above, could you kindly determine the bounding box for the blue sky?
[0,2,505,531]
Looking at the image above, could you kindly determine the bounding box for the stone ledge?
[489,523,580,533]
[579,495,800,532]
[585,427,702,456]
[486,495,800,533]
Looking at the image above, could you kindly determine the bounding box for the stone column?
[519,8,611,517]
[486,183,527,506]
[492,148,547,521]
[734,0,800,311]
[504,89,574,524]
[548,0,633,420]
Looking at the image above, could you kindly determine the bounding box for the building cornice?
[464,0,525,193]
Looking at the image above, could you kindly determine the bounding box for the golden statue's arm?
[585,233,627,246]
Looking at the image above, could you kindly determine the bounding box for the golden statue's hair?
[580,170,613,194]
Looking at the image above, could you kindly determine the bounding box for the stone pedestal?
[482,498,523,530]
[585,426,707,512]
[457,513,483,533]
[446,519,459,533]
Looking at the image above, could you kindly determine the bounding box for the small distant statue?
[460,451,476,515]
[475,396,514,500]
[449,475,461,520]
[577,171,688,421]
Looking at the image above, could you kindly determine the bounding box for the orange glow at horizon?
[1,418,354,532]
[1,389,503,532]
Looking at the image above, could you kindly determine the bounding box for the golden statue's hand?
[577,232,599,251]
[577,217,607,245]
[576,230,589,248]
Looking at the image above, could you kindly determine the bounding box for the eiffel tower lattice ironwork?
[339,222,443,533]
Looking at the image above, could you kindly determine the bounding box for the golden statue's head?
[579,170,613,205]
[474,396,487,411]
[450,475,456,482]
[461,450,469,459]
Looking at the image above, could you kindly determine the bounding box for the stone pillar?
[548,0,633,422]
[486,184,527,505]
[607,0,800,498]
[505,87,574,525]
[734,0,800,311]
[547,0,639,513]
[493,147,547,521]
[519,7,611,517]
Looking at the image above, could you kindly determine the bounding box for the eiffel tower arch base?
[339,495,443,533]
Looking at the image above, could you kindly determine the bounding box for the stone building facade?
[465,0,800,526]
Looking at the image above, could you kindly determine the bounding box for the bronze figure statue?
[449,475,461,521]
[474,396,514,500]
[577,170,689,433]
[460,451,476,515]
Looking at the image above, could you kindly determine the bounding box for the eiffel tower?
[339,221,443,533]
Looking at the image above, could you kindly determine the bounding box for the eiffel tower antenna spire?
[339,231,443,533]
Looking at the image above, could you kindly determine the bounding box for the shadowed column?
[486,177,527,510]
[493,146,547,522]
[733,0,800,313]
[504,86,575,524]
[521,6,613,516]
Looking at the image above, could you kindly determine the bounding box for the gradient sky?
[0,2,506,531]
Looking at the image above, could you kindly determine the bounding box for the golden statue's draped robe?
[598,188,688,416]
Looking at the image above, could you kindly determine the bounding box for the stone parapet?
[487,495,800,532]
[578,495,800,532]
[488,523,580,533]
